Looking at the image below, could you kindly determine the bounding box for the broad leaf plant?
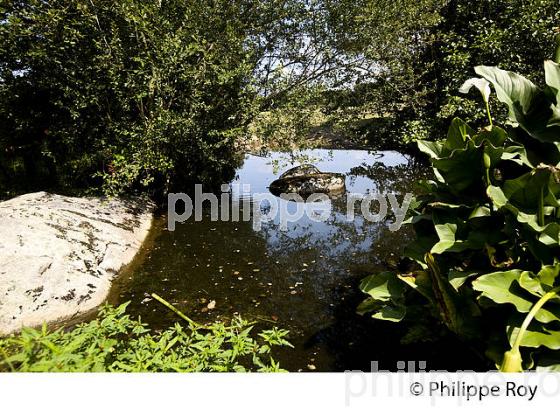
[359,43,560,371]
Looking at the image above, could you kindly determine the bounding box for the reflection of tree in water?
[250,160,426,329]
[348,156,431,195]
[257,194,415,280]
[258,155,429,269]
[252,157,483,371]
[251,194,422,370]
[116,150,436,371]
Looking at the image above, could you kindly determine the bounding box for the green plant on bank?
[0,294,292,372]
[358,48,560,371]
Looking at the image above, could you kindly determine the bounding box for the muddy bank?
[0,192,153,335]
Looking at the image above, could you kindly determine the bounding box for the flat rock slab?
[0,192,153,335]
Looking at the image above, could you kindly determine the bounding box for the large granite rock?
[0,192,153,335]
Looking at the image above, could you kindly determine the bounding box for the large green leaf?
[431,222,458,254]
[476,65,560,143]
[501,145,533,168]
[475,65,540,118]
[515,102,560,144]
[468,206,491,219]
[357,298,380,315]
[358,272,408,322]
[544,60,560,105]
[539,223,560,247]
[508,321,560,350]
[431,222,475,254]
[519,265,560,295]
[356,297,407,322]
[371,304,407,322]
[359,271,405,302]
[473,270,532,309]
[502,166,558,210]
[487,167,560,250]
[432,142,483,193]
[472,125,508,148]
[473,270,560,323]
[417,140,443,160]
[430,212,489,254]
[449,270,479,290]
[538,264,560,288]
[444,118,474,153]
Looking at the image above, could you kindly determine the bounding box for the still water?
[111,149,485,371]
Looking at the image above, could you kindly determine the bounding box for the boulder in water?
[269,165,346,197]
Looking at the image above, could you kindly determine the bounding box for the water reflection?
[111,150,486,371]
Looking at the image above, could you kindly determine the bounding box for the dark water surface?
[110,149,486,371]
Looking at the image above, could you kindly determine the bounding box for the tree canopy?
[1,0,558,198]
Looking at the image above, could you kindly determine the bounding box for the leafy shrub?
[0,297,292,372]
[0,0,254,197]
[247,86,327,151]
[408,0,560,143]
[358,52,560,370]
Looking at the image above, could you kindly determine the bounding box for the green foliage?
[497,278,560,372]
[323,0,559,147]
[247,86,327,151]
[358,58,560,371]
[475,63,560,144]
[0,301,292,372]
[0,0,258,197]
[421,0,560,138]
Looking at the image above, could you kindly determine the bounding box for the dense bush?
[0,298,292,372]
[315,1,560,147]
[424,0,560,135]
[0,0,258,197]
[358,53,560,371]
[3,0,556,183]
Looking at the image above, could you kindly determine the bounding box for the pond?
[110,149,486,371]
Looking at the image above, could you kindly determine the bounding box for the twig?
[151,293,201,328]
